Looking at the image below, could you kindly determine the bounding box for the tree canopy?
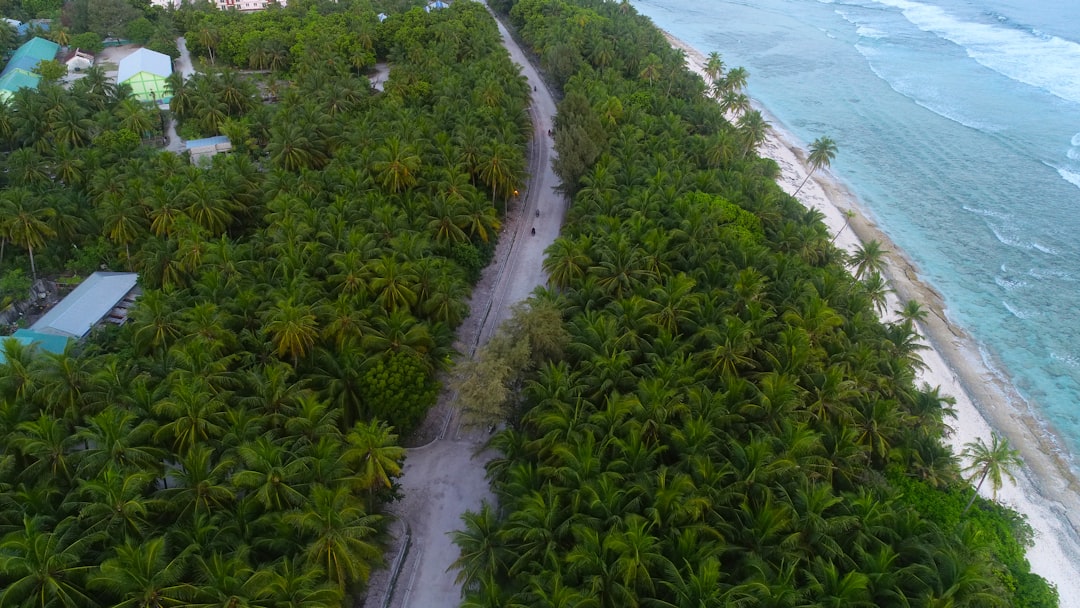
[453,1,1058,607]
[0,1,532,606]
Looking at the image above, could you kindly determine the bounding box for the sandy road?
[361,8,565,608]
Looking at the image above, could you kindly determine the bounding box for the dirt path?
[360,9,564,608]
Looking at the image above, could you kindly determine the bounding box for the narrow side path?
[361,8,565,608]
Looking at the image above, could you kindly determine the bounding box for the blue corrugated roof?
[31,272,138,339]
[185,135,230,149]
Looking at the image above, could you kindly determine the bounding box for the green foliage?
[34,59,66,83]
[361,352,438,434]
[0,268,31,307]
[86,0,139,38]
[20,0,62,18]
[458,2,1057,608]
[453,300,568,427]
[0,3,530,606]
[68,31,103,54]
[124,16,155,44]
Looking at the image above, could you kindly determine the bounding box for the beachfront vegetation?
[795,135,838,197]
[962,433,1023,513]
[0,1,530,605]
[455,0,1058,607]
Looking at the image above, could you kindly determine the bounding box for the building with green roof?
[0,36,59,101]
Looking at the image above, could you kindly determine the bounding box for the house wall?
[66,57,92,71]
[124,71,168,102]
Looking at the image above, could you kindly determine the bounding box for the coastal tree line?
[0,1,532,605]
[453,0,1058,607]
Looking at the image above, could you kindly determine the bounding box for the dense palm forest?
[0,1,531,605]
[452,1,1059,607]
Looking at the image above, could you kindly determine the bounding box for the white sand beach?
[667,32,1080,605]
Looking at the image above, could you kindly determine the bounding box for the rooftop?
[1,37,59,78]
[0,329,69,364]
[117,48,172,83]
[31,272,139,339]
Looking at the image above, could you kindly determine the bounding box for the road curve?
[362,7,565,608]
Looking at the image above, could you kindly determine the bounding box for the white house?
[62,48,94,72]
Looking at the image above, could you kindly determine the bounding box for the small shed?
[31,272,139,340]
[117,48,172,103]
[62,48,95,72]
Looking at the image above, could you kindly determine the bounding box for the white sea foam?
[962,204,1011,220]
[1032,242,1057,255]
[988,224,1055,254]
[1029,267,1075,282]
[1051,351,1080,369]
[1057,167,1080,190]
[1067,149,1080,161]
[856,25,887,39]
[1071,132,1080,147]
[995,276,1028,291]
[856,45,1003,131]
[1003,300,1031,320]
[870,0,1080,104]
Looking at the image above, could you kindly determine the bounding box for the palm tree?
[284,485,382,591]
[157,444,235,521]
[373,137,421,194]
[64,465,156,539]
[831,209,856,243]
[88,537,187,608]
[0,517,95,608]
[262,297,319,365]
[961,433,1022,513]
[704,51,725,86]
[848,239,887,280]
[98,193,146,268]
[341,419,406,495]
[737,110,769,160]
[232,436,309,511]
[4,188,56,281]
[794,136,837,196]
[197,26,219,65]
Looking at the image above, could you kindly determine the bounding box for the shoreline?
[666,31,1080,604]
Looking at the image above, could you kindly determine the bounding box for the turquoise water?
[631,0,1080,461]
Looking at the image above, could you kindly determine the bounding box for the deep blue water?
[631,0,1080,463]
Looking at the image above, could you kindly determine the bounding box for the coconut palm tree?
[4,188,56,281]
[737,110,769,160]
[961,433,1022,513]
[849,240,887,280]
[341,419,405,495]
[88,537,188,608]
[794,136,838,196]
[284,484,382,591]
[0,517,95,608]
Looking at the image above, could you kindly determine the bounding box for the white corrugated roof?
[31,272,138,339]
[117,48,172,83]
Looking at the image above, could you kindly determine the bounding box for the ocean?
[629,0,1080,467]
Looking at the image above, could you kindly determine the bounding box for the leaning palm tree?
[961,433,1022,513]
[5,189,56,281]
[794,136,838,196]
[848,240,887,280]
